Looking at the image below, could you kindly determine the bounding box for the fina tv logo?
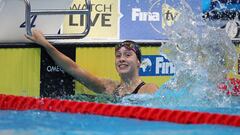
[131,1,180,33]
[140,55,175,76]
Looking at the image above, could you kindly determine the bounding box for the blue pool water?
[0,109,240,135]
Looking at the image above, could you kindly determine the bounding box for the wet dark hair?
[115,40,142,63]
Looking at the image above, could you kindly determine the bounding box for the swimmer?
[26,29,158,97]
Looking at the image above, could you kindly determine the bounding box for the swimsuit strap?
[113,81,146,97]
[131,82,146,94]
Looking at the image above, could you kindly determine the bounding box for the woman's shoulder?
[101,78,120,94]
[139,83,159,94]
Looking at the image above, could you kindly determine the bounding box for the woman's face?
[115,47,140,75]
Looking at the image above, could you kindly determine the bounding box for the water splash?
[120,0,238,110]
[161,1,236,87]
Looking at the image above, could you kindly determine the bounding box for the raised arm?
[25,29,114,94]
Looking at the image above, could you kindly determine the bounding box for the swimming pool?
[0,94,239,135]
[0,0,240,134]
[0,110,240,135]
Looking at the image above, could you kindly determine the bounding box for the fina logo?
[139,55,175,76]
[141,58,152,72]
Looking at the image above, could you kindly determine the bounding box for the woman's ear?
[137,60,141,68]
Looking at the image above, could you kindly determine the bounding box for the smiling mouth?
[118,64,128,69]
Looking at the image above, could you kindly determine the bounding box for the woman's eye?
[125,52,132,57]
[116,54,121,58]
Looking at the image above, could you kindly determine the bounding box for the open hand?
[25,29,49,47]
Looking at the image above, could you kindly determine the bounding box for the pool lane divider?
[0,94,239,127]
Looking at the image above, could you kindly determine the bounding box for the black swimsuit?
[131,82,146,94]
[114,82,146,97]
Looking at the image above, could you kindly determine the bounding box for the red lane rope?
[0,94,240,127]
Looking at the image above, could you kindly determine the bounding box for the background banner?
[63,0,202,42]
